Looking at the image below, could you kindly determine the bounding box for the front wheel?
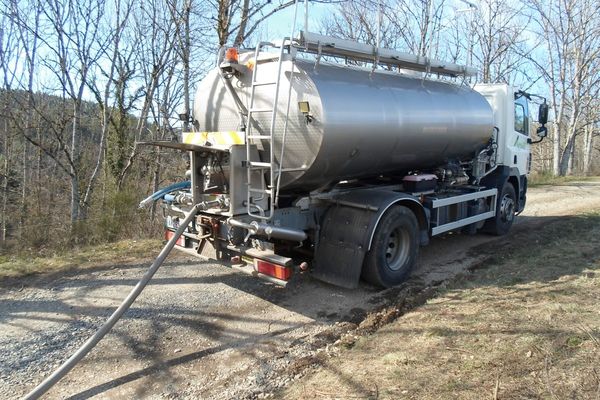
[362,205,419,288]
[484,181,517,236]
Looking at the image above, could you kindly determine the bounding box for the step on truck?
[142,31,548,288]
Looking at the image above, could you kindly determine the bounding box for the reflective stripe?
[182,131,244,146]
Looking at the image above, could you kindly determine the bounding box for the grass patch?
[282,210,600,400]
[0,239,163,279]
[528,172,598,187]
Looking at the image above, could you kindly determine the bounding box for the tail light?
[255,259,292,281]
[165,229,185,247]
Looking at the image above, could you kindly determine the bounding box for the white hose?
[23,204,201,400]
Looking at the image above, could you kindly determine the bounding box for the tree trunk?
[552,124,561,175]
[150,149,161,221]
[559,131,575,176]
[19,140,27,239]
[582,124,594,175]
[36,125,42,216]
[182,0,191,132]
[70,174,81,225]
[1,116,10,244]
[567,139,575,175]
[70,100,82,223]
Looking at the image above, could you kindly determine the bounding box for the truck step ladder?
[245,40,296,220]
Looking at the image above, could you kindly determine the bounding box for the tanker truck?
[143,31,549,288]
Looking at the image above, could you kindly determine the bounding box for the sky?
[253,0,547,99]
[256,0,477,43]
[257,1,332,42]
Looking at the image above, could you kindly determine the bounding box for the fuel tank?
[193,55,494,192]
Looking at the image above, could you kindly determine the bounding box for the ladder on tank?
[245,40,297,221]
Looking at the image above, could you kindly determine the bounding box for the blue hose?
[138,181,191,208]
[163,194,176,203]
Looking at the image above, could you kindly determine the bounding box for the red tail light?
[255,259,292,281]
[165,229,185,247]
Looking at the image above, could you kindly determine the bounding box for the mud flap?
[312,204,376,289]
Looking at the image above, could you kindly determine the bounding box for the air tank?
[193,55,494,192]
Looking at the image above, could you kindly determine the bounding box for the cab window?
[514,103,527,135]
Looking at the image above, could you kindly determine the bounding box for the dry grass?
[0,239,163,278]
[528,172,598,187]
[282,211,600,399]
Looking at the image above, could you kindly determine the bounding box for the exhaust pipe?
[227,218,307,242]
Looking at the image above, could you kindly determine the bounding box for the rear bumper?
[166,228,294,286]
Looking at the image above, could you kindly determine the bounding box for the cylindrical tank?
[193,55,494,192]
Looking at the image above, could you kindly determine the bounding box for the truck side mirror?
[536,126,548,138]
[538,103,548,125]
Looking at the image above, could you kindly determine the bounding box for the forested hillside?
[0,89,185,249]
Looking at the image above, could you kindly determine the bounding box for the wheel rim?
[385,227,410,271]
[499,194,515,223]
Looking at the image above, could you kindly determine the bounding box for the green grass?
[0,239,163,279]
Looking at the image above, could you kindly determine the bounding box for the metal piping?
[23,204,202,400]
[227,218,307,242]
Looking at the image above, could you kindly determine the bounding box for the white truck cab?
[474,84,548,218]
[475,84,532,177]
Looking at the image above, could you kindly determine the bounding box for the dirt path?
[1,180,599,399]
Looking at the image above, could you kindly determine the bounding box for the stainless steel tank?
[193,55,494,192]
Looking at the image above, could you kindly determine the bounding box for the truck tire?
[362,205,419,288]
[485,181,516,236]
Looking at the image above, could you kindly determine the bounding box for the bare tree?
[214,0,296,46]
[3,0,43,238]
[324,0,398,49]
[392,0,447,57]
[168,0,193,131]
[84,0,135,208]
[0,4,20,243]
[469,0,529,84]
[115,0,178,190]
[581,98,599,175]
[323,0,447,57]
[527,0,600,176]
[9,0,111,224]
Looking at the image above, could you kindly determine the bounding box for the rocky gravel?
[1,180,599,399]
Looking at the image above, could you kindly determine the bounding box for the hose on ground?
[23,203,201,400]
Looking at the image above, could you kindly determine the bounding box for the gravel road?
[1,180,599,399]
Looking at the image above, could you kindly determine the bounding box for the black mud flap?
[312,204,376,289]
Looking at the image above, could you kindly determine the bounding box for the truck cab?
[476,85,531,174]
[475,84,548,217]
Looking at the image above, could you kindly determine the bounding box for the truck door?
[511,94,530,176]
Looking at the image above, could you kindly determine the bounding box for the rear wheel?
[485,181,516,236]
[362,205,419,288]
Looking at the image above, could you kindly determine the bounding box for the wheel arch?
[481,166,525,212]
[368,198,429,251]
